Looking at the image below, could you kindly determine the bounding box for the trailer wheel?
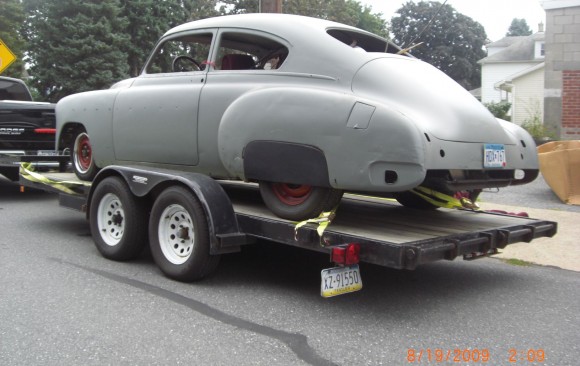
[72,130,98,181]
[149,186,220,282]
[259,182,343,221]
[90,176,147,260]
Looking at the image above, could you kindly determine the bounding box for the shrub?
[484,101,511,120]
[521,118,557,142]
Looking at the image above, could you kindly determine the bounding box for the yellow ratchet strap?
[19,162,90,195]
[294,206,338,246]
[411,186,480,210]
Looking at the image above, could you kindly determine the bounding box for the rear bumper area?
[427,169,539,191]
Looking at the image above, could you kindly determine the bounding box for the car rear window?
[326,28,404,54]
[0,78,33,101]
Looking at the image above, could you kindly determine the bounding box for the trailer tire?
[90,176,147,260]
[149,186,220,282]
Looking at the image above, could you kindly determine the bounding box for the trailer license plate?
[483,144,506,168]
[321,265,362,298]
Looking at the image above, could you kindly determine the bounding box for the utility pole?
[260,0,282,13]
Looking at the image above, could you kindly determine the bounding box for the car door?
[112,31,214,166]
[196,29,290,174]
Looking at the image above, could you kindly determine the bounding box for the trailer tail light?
[331,243,360,265]
[346,243,360,264]
[34,128,56,134]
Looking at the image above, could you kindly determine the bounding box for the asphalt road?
[1,178,579,365]
[479,173,580,213]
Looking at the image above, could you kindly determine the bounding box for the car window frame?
[209,28,291,72]
[141,29,218,77]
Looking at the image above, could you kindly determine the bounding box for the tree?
[219,0,387,35]
[343,0,388,37]
[506,18,532,37]
[120,0,219,77]
[0,0,27,77]
[390,1,487,90]
[23,0,130,102]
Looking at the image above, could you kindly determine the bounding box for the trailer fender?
[88,166,252,255]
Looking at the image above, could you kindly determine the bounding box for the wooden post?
[261,0,282,13]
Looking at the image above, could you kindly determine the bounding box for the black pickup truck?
[0,76,56,181]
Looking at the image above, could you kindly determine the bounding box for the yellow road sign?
[0,39,17,74]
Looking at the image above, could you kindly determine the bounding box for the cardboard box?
[537,140,580,205]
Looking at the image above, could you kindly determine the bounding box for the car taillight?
[34,128,56,134]
[331,243,360,265]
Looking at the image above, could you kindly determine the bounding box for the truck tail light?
[34,128,56,134]
[331,243,360,265]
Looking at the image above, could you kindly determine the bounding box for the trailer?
[16,159,557,298]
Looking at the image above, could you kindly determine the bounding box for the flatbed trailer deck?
[0,152,67,181]
[18,167,557,273]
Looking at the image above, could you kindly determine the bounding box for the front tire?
[149,186,220,282]
[89,176,148,260]
[259,182,343,221]
[72,130,98,181]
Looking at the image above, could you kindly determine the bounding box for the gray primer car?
[56,14,538,220]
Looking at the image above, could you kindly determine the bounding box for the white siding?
[511,67,545,126]
[481,62,538,104]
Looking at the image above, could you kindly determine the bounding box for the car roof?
[160,14,404,83]
[165,13,381,44]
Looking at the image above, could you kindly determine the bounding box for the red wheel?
[72,130,99,181]
[75,133,91,170]
[259,181,343,221]
[271,183,313,206]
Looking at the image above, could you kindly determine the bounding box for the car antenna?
[398,0,448,55]
[397,42,424,55]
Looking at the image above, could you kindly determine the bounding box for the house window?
[535,41,545,59]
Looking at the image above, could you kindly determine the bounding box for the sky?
[358,0,546,42]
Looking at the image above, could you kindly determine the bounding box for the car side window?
[214,31,288,71]
[327,28,404,55]
[146,33,213,74]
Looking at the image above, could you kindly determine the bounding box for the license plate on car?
[321,265,362,298]
[483,144,506,168]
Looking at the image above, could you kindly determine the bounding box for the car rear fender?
[217,86,355,185]
[56,90,120,165]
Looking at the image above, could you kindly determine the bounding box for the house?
[541,0,580,140]
[479,32,545,126]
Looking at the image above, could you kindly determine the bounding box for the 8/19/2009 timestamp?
[406,348,545,363]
